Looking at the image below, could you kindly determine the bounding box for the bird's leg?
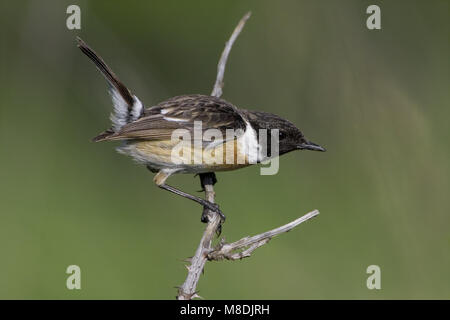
[198,172,217,192]
[198,172,219,223]
[152,169,225,222]
[158,183,224,219]
[195,172,217,192]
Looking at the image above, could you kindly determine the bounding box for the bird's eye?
[279,131,286,139]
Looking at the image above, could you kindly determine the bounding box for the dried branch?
[176,12,320,300]
[177,12,251,301]
[211,12,251,98]
[177,174,221,300]
[208,210,319,261]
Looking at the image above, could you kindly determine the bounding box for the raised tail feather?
[76,37,143,139]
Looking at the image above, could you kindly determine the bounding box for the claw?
[205,202,226,221]
[200,200,226,224]
[201,207,209,223]
[216,223,223,236]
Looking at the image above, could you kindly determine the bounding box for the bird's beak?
[298,141,326,152]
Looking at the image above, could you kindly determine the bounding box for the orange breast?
[133,138,250,171]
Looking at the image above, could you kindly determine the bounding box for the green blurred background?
[0,0,448,299]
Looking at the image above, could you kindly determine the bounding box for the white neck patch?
[239,121,261,164]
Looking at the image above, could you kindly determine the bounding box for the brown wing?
[94,94,246,142]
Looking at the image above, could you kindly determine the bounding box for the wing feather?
[97,95,247,144]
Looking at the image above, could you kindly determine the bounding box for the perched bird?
[77,37,325,221]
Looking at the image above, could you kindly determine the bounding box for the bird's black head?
[242,110,326,156]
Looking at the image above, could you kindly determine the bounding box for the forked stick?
[176,12,319,300]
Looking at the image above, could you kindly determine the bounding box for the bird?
[77,37,325,222]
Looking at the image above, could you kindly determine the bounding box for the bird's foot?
[200,201,226,224]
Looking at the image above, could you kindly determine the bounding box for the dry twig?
[211,11,251,98]
[176,12,319,300]
[207,210,319,261]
